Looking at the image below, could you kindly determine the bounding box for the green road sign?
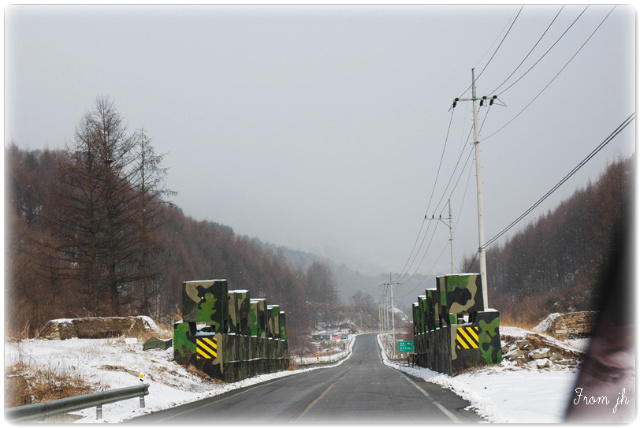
[398,341,414,353]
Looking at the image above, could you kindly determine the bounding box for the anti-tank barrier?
[411,273,502,375]
[174,279,289,382]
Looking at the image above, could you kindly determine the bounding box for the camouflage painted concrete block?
[173,321,196,365]
[267,305,280,339]
[227,291,239,334]
[412,274,500,376]
[182,280,228,332]
[445,274,484,318]
[249,335,258,361]
[279,312,287,341]
[437,274,484,325]
[476,310,502,365]
[227,290,251,335]
[417,295,426,334]
[233,290,251,336]
[412,302,419,336]
[250,298,267,338]
[176,280,291,382]
[224,333,239,363]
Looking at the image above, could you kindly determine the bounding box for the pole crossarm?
[426,199,455,274]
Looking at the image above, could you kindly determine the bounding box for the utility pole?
[384,288,388,334]
[380,283,389,335]
[379,278,397,356]
[451,68,500,310]
[471,68,488,310]
[390,273,396,357]
[448,200,455,274]
[429,199,455,274]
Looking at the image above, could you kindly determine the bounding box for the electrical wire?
[394,108,456,283]
[399,100,492,285]
[483,5,616,142]
[401,7,607,286]
[399,218,442,285]
[398,142,468,283]
[452,154,476,236]
[438,105,493,218]
[495,5,589,97]
[398,167,477,298]
[477,5,524,82]
[431,126,473,216]
[483,113,635,250]
[489,5,565,94]
[440,147,474,218]
[458,5,524,98]
[436,103,492,217]
[398,110,487,287]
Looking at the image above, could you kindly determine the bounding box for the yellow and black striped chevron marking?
[456,326,479,350]
[196,337,218,359]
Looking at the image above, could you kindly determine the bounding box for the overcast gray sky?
[4,4,636,282]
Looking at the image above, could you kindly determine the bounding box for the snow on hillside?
[6,328,586,423]
[4,335,356,423]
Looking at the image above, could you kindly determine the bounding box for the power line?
[400,95,492,285]
[495,5,589,97]
[458,5,524,98]
[398,176,477,298]
[440,147,474,218]
[399,218,441,285]
[398,141,469,284]
[476,5,524,81]
[399,148,475,293]
[436,103,492,218]
[489,5,565,94]
[483,5,615,142]
[483,113,635,250]
[452,155,476,236]
[394,108,456,283]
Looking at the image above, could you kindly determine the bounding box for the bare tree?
[51,96,141,315]
[305,261,339,327]
[131,128,174,316]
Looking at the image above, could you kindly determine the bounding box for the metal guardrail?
[5,383,150,422]
[297,343,355,369]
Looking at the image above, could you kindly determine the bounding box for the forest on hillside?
[6,97,632,342]
[5,97,381,350]
[462,155,634,325]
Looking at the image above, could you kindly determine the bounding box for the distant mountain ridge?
[249,237,434,308]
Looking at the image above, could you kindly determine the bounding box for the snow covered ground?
[379,327,585,423]
[5,328,585,423]
[4,334,357,423]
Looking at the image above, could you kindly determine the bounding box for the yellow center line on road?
[290,369,351,423]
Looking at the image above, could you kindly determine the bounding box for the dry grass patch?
[183,363,224,384]
[500,313,538,331]
[5,361,105,408]
[129,316,174,343]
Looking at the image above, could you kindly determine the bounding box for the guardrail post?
[5,383,149,423]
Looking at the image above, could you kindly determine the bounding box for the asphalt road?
[129,334,484,424]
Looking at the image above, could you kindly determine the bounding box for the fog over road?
[129,334,484,424]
